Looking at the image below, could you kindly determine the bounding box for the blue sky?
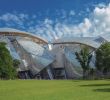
[0,0,109,21]
[0,0,110,40]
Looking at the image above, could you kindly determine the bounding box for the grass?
[0,80,110,100]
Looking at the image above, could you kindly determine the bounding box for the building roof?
[100,33,110,42]
[53,37,101,49]
[0,28,48,44]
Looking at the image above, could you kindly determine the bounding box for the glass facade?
[0,28,109,79]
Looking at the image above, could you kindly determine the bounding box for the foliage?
[13,59,20,68]
[96,42,110,74]
[75,47,92,78]
[0,42,17,79]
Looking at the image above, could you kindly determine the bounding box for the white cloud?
[90,4,110,35]
[1,3,110,41]
[28,19,58,41]
[61,9,67,18]
[56,3,110,37]
[32,15,37,19]
[97,3,106,8]
[28,3,110,40]
[0,13,31,28]
[70,10,75,16]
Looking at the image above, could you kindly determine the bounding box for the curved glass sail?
[0,37,20,60]
[17,38,54,74]
[64,47,82,77]
[64,46,96,77]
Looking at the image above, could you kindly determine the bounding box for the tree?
[0,42,17,79]
[96,42,110,75]
[13,59,20,68]
[75,47,92,79]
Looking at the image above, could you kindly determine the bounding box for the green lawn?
[0,80,110,100]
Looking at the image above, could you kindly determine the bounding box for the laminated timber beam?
[51,42,97,49]
[0,32,48,44]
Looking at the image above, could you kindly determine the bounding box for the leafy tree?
[96,42,110,74]
[75,47,92,79]
[13,59,20,68]
[0,42,17,79]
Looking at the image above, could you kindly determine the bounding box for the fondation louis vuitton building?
[0,28,109,79]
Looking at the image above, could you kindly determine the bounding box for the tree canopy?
[0,42,17,79]
[75,47,92,78]
[96,42,110,73]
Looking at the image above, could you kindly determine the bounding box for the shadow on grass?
[94,88,110,92]
[80,84,110,87]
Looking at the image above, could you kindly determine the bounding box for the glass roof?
[100,33,110,42]
[0,28,47,43]
[54,37,101,48]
